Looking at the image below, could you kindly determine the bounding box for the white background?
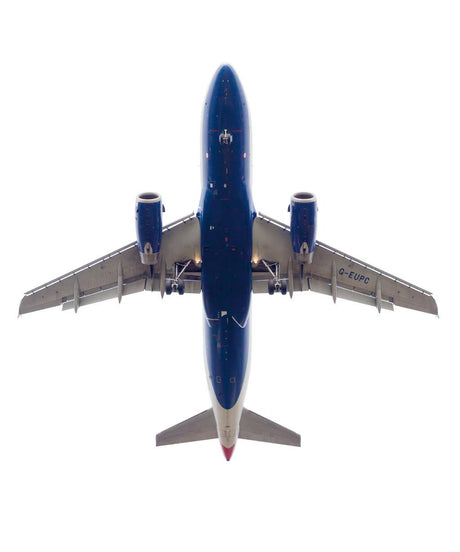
[1,1,459,551]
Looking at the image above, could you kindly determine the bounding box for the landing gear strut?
[263,260,287,295]
[165,261,190,295]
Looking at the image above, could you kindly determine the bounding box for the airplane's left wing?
[19,214,201,315]
[252,214,438,315]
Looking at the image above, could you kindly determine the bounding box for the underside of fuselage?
[198,64,255,458]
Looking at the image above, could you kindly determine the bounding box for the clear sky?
[1,1,459,551]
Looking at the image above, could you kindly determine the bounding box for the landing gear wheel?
[268,280,275,295]
[165,281,173,295]
[178,281,185,295]
[281,281,287,295]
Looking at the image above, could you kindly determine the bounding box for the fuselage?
[197,65,255,459]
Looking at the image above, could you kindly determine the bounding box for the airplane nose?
[215,64,239,98]
[204,64,249,137]
[216,64,235,80]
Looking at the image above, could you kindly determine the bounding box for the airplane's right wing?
[19,214,202,315]
[252,213,438,315]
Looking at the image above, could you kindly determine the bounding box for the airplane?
[19,64,438,461]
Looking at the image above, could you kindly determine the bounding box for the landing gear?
[263,260,288,295]
[165,261,190,295]
[165,279,185,295]
[267,279,288,294]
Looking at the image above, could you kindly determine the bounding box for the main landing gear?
[165,280,185,295]
[262,260,287,295]
[165,260,191,295]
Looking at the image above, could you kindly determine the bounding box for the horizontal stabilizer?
[155,408,301,448]
[240,408,301,447]
[156,409,217,446]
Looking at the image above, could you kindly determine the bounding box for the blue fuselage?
[197,65,255,410]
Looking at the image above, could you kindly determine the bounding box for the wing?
[252,213,438,315]
[19,214,201,315]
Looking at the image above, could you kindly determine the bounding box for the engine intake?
[136,192,163,264]
[289,192,317,263]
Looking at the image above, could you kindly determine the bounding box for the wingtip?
[18,297,27,317]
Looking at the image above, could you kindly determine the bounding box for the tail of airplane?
[156,408,301,449]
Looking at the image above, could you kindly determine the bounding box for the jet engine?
[135,192,163,264]
[289,192,317,263]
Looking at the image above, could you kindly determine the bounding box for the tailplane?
[156,409,217,446]
[239,408,301,447]
[156,408,300,448]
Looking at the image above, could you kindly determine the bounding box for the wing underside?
[20,212,437,316]
[20,214,202,315]
[252,214,437,315]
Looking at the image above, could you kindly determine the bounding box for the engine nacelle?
[289,192,317,263]
[135,192,163,264]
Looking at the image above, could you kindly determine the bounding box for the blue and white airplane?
[20,65,438,460]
